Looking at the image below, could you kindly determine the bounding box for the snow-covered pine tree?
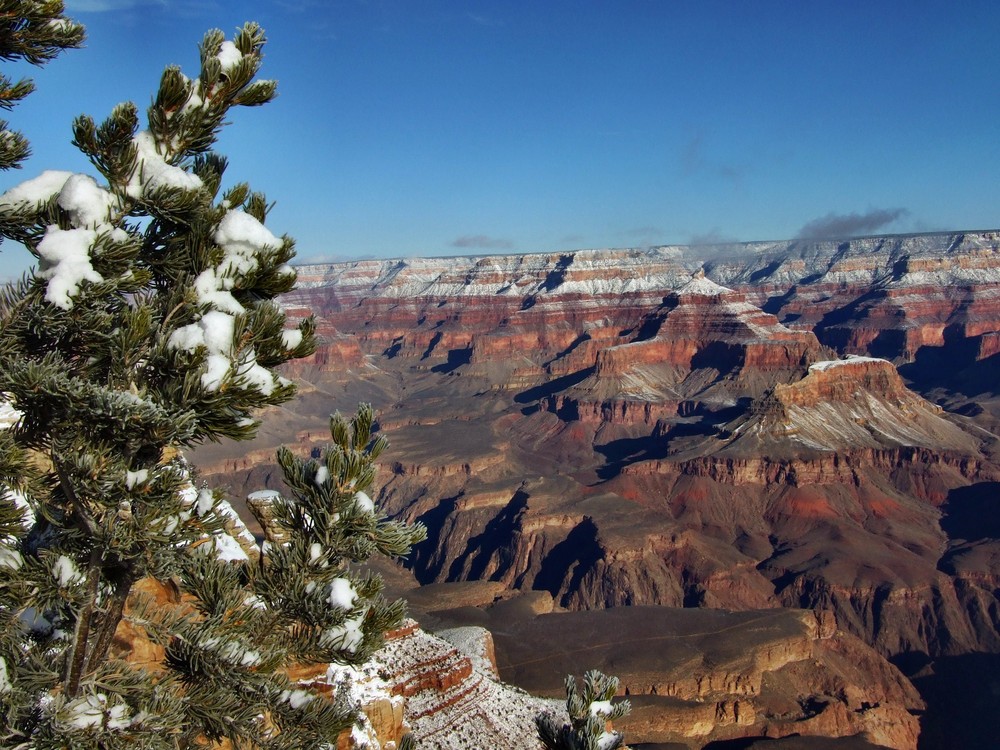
[0,15,424,749]
[536,670,631,750]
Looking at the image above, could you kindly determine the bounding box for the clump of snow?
[353,491,375,513]
[0,657,10,695]
[191,268,244,316]
[124,469,149,489]
[8,489,32,527]
[212,532,249,562]
[247,489,281,502]
[57,174,115,228]
[202,636,261,667]
[589,699,613,717]
[166,210,288,396]
[196,209,282,317]
[63,693,108,729]
[0,397,22,429]
[214,208,282,262]
[127,131,203,199]
[59,693,131,730]
[216,40,243,71]
[0,484,32,571]
[208,497,257,562]
[0,169,133,309]
[53,555,84,587]
[282,328,303,350]
[0,170,73,211]
[596,730,622,750]
[314,465,330,486]
[45,18,76,32]
[169,309,236,389]
[327,578,357,609]
[20,607,53,637]
[323,609,366,653]
[36,226,103,310]
[0,545,23,571]
[194,488,215,516]
[244,593,266,610]
[280,688,314,709]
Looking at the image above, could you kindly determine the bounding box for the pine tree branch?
[64,546,101,698]
[84,567,136,676]
[53,455,97,535]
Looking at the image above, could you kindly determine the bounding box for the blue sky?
[1,0,998,279]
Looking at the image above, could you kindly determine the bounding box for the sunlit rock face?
[194,231,1000,666]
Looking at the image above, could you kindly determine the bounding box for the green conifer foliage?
[0,1,84,170]
[536,670,631,750]
[0,16,425,748]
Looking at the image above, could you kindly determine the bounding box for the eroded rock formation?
[192,231,1000,747]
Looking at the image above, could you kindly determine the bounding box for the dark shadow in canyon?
[541,253,575,292]
[893,652,1000,750]
[407,494,460,583]
[548,333,591,364]
[900,336,999,399]
[690,341,743,373]
[594,435,669,480]
[938,482,1000,543]
[447,490,529,582]
[430,346,472,374]
[514,367,595,405]
[419,331,443,360]
[762,286,797,316]
[533,516,604,606]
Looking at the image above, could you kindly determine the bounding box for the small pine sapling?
[536,669,632,750]
[249,404,426,670]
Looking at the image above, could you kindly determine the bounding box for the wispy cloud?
[451,234,514,250]
[681,132,706,177]
[796,208,909,239]
[681,130,746,183]
[688,230,739,245]
[466,12,504,27]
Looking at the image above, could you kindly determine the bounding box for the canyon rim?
[194,231,1000,748]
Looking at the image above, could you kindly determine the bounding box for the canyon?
[192,231,1000,747]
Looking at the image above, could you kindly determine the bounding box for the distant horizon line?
[293,227,1000,268]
